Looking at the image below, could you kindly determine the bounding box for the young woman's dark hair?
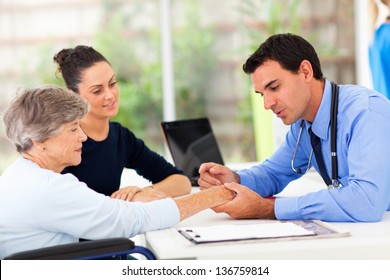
[53,46,108,93]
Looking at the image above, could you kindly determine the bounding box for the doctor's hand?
[198,162,239,190]
[211,182,276,220]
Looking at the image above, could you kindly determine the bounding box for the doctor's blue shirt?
[238,80,390,222]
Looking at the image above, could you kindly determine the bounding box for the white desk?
[144,173,390,260]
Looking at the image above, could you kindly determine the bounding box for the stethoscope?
[291,81,340,190]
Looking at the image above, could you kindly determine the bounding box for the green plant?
[238,0,301,53]
[237,0,302,161]
[96,0,217,151]
[173,1,217,119]
[93,2,164,150]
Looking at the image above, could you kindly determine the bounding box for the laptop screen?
[160,118,224,180]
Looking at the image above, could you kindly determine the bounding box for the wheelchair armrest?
[4,237,135,260]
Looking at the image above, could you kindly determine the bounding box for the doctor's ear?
[300,60,313,81]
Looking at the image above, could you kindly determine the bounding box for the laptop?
[160,118,224,186]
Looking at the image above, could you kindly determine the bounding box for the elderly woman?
[0,85,234,259]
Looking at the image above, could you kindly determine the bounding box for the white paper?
[179,222,316,243]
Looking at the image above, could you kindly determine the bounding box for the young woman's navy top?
[63,122,182,196]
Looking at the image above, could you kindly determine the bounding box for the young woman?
[53,46,191,202]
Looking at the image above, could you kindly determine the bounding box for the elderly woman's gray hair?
[2,85,88,153]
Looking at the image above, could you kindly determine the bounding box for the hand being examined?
[211,182,276,220]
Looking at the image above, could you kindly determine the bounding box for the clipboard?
[178,220,349,244]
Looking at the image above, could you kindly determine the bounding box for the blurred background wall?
[0,0,360,173]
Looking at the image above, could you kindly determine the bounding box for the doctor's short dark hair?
[242,33,324,80]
